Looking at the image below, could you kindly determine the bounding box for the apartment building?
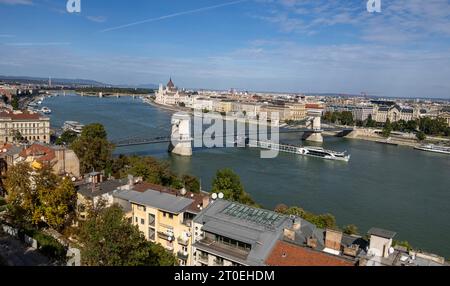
[0,110,50,144]
[113,183,210,266]
[373,105,420,123]
[191,200,291,266]
[326,104,374,122]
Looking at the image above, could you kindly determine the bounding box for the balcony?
[177,236,189,246]
[195,237,250,261]
[197,254,209,264]
[177,251,189,261]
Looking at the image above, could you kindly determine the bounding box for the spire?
[167,77,175,88]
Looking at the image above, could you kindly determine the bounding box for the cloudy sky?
[1,0,450,98]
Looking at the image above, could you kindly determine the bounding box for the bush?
[0,197,6,206]
[21,228,67,261]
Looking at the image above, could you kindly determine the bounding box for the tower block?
[169,113,193,156]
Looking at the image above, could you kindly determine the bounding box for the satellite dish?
[71,177,76,182]
[218,193,224,199]
[212,193,218,200]
[389,247,395,255]
[180,188,187,196]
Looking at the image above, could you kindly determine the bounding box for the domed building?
[155,78,191,106]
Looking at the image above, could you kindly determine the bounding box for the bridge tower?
[302,107,324,143]
[168,113,193,156]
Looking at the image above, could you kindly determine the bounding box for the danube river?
[44,95,450,258]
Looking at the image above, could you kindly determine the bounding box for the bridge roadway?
[111,128,353,148]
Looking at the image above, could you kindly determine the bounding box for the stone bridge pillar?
[169,113,193,156]
[302,109,324,143]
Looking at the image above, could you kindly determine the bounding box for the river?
[44,95,450,258]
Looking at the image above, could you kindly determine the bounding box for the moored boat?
[414,144,450,155]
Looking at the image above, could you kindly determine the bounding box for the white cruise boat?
[300,146,351,162]
[40,107,52,114]
[414,144,450,155]
[63,121,84,134]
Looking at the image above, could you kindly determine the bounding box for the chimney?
[202,196,210,209]
[292,218,301,231]
[325,229,343,252]
[283,228,295,241]
[307,237,318,249]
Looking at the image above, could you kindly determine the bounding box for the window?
[168,213,174,219]
[141,218,145,225]
[135,217,138,223]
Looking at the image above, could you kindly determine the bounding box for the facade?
[76,173,129,220]
[113,182,210,266]
[155,78,190,106]
[0,110,50,144]
[373,105,420,123]
[326,104,374,122]
[438,111,450,127]
[286,102,307,121]
[18,143,80,177]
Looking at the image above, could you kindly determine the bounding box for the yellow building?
[113,182,210,266]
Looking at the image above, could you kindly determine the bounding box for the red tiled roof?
[265,241,354,266]
[20,143,56,163]
[0,111,44,120]
[132,182,208,214]
[305,104,324,110]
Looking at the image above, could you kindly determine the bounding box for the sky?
[1,0,450,98]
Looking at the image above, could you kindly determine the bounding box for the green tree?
[71,123,114,174]
[55,130,78,146]
[4,163,35,226]
[340,111,354,126]
[365,114,376,128]
[343,224,359,235]
[11,97,19,110]
[36,177,77,231]
[211,168,257,206]
[79,205,177,266]
[182,175,200,193]
[416,131,426,141]
[382,118,393,138]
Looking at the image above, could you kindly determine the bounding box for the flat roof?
[127,189,194,214]
[368,228,397,239]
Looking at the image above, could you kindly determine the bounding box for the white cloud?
[0,0,32,5]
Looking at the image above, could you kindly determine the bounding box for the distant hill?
[117,83,159,89]
[0,75,106,86]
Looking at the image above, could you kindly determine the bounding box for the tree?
[365,114,376,128]
[182,175,200,193]
[71,123,114,174]
[275,204,336,229]
[36,177,77,231]
[4,163,35,226]
[79,205,177,266]
[11,97,19,110]
[340,111,354,126]
[55,130,78,146]
[343,224,359,235]
[382,118,393,138]
[211,168,257,206]
[416,131,426,141]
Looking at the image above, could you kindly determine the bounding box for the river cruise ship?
[414,144,450,155]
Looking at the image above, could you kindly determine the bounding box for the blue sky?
[1,0,450,98]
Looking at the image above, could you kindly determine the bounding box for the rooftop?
[78,178,128,199]
[266,240,354,266]
[368,227,397,239]
[194,200,290,266]
[126,189,194,214]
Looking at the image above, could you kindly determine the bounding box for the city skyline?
[1,0,450,98]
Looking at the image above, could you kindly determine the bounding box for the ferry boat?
[63,121,84,134]
[301,146,351,162]
[414,144,450,155]
[40,107,52,114]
